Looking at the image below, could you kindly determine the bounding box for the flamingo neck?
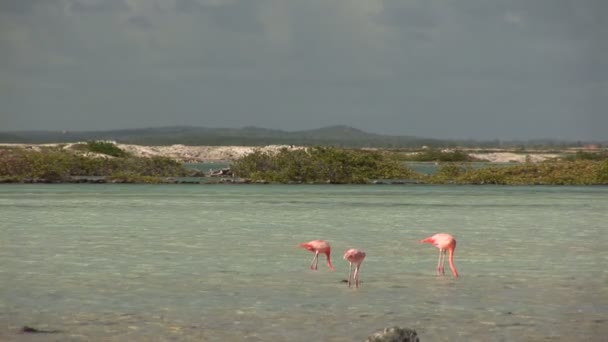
[325,252,334,270]
[421,237,434,244]
[448,248,459,277]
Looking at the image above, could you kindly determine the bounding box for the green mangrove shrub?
[231,146,415,184]
[84,140,129,157]
[435,160,608,185]
[0,148,191,181]
[562,151,608,161]
[596,161,608,183]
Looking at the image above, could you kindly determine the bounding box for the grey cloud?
[69,0,130,13]
[376,0,608,87]
[453,0,607,40]
[0,0,605,140]
[523,0,606,39]
[205,1,265,33]
[0,0,62,14]
[174,0,204,13]
[127,15,154,30]
[175,0,264,33]
[376,0,437,29]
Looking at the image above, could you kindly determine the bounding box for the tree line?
[1,143,607,185]
[0,142,193,183]
[231,147,608,185]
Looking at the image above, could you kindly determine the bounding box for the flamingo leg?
[441,250,447,275]
[354,265,361,288]
[309,251,319,270]
[347,263,352,283]
[436,249,445,275]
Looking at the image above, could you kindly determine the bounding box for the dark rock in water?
[189,170,206,177]
[21,326,62,334]
[365,326,419,342]
[208,168,232,177]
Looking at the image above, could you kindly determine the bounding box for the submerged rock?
[21,326,62,334]
[365,326,419,342]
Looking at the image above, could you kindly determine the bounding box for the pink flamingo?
[420,233,459,277]
[343,248,366,288]
[298,240,335,271]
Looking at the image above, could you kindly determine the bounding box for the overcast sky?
[1,0,606,140]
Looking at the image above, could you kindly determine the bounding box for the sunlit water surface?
[1,184,607,341]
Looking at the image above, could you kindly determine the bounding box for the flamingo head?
[297,242,315,252]
[420,236,435,244]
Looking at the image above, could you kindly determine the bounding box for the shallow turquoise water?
[185,161,511,175]
[1,184,607,341]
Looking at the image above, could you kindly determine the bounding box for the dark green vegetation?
[80,140,129,157]
[427,161,608,185]
[561,151,608,161]
[232,147,608,185]
[0,143,192,183]
[231,147,415,184]
[1,125,605,149]
[396,148,477,162]
[1,144,607,185]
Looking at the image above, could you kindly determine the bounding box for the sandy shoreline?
[0,143,561,163]
[115,144,305,163]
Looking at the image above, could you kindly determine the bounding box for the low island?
[1,141,607,185]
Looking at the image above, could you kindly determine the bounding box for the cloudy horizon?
[1,0,606,141]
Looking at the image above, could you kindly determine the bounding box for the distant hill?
[0,125,602,148]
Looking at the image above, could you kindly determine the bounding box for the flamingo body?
[343,248,366,288]
[298,240,334,270]
[420,233,459,277]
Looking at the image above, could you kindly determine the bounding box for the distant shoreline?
[1,143,606,185]
[0,143,566,164]
[0,176,425,185]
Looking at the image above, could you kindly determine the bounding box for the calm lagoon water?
[185,162,512,176]
[1,184,607,341]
